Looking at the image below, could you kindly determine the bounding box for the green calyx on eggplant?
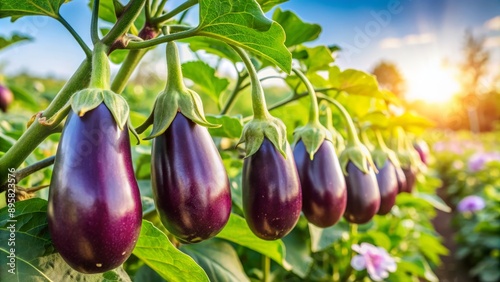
[48,103,142,273]
[293,139,346,227]
[152,112,231,243]
[0,84,14,113]
[136,40,219,139]
[371,130,400,214]
[242,138,302,240]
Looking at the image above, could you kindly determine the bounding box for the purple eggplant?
[344,162,380,224]
[48,104,142,273]
[242,138,302,240]
[394,166,407,194]
[414,141,429,165]
[0,84,13,112]
[293,140,346,228]
[152,112,231,244]
[374,160,398,215]
[402,166,417,193]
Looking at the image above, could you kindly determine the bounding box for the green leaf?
[183,37,240,63]
[132,220,209,282]
[415,192,451,213]
[182,61,229,105]
[7,84,39,111]
[0,0,67,20]
[205,115,243,138]
[329,67,383,98]
[257,0,288,12]
[181,239,250,282]
[102,90,130,130]
[134,264,166,282]
[273,8,321,47]
[0,33,32,50]
[88,0,117,23]
[308,221,349,252]
[196,0,292,73]
[109,49,129,65]
[216,214,290,270]
[293,45,334,72]
[282,227,313,278]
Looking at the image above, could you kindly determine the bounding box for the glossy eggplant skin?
[152,113,231,244]
[293,140,346,227]
[0,84,13,112]
[414,142,429,165]
[48,104,142,274]
[242,138,302,240]
[394,166,407,194]
[375,160,398,215]
[402,166,417,193]
[344,162,380,224]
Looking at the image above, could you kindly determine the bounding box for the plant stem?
[342,224,358,282]
[111,49,148,93]
[102,0,147,45]
[151,0,198,25]
[317,94,360,147]
[90,0,100,44]
[165,41,186,91]
[239,75,285,91]
[292,68,320,124]
[231,46,269,120]
[125,28,197,49]
[0,60,91,184]
[154,0,169,17]
[57,16,91,58]
[375,129,389,151]
[220,73,247,114]
[16,156,55,182]
[262,255,270,282]
[90,43,111,89]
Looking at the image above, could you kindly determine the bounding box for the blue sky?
[0,0,499,101]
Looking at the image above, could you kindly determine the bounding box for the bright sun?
[405,61,461,103]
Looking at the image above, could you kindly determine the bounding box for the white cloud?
[379,33,435,49]
[379,38,402,49]
[485,36,500,48]
[484,15,500,30]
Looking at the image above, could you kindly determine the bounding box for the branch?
[124,28,197,49]
[57,16,91,58]
[101,0,147,45]
[0,156,55,193]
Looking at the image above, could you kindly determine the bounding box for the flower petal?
[351,255,366,270]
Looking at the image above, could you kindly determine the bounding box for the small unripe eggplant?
[293,140,346,228]
[48,104,142,274]
[414,141,430,165]
[0,84,14,112]
[394,166,407,194]
[374,160,398,215]
[242,138,302,240]
[402,166,417,193]
[152,113,231,244]
[344,162,380,224]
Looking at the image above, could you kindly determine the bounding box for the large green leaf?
[181,239,250,282]
[196,0,291,73]
[308,221,349,252]
[415,192,451,213]
[0,0,67,20]
[0,33,32,51]
[0,199,129,281]
[182,61,229,105]
[132,221,209,282]
[282,227,313,278]
[257,0,288,12]
[88,0,117,23]
[184,37,241,63]
[273,8,321,47]
[329,67,383,98]
[216,213,290,270]
[206,115,243,138]
[293,45,334,72]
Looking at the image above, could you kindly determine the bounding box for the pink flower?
[351,243,397,281]
[457,195,485,213]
